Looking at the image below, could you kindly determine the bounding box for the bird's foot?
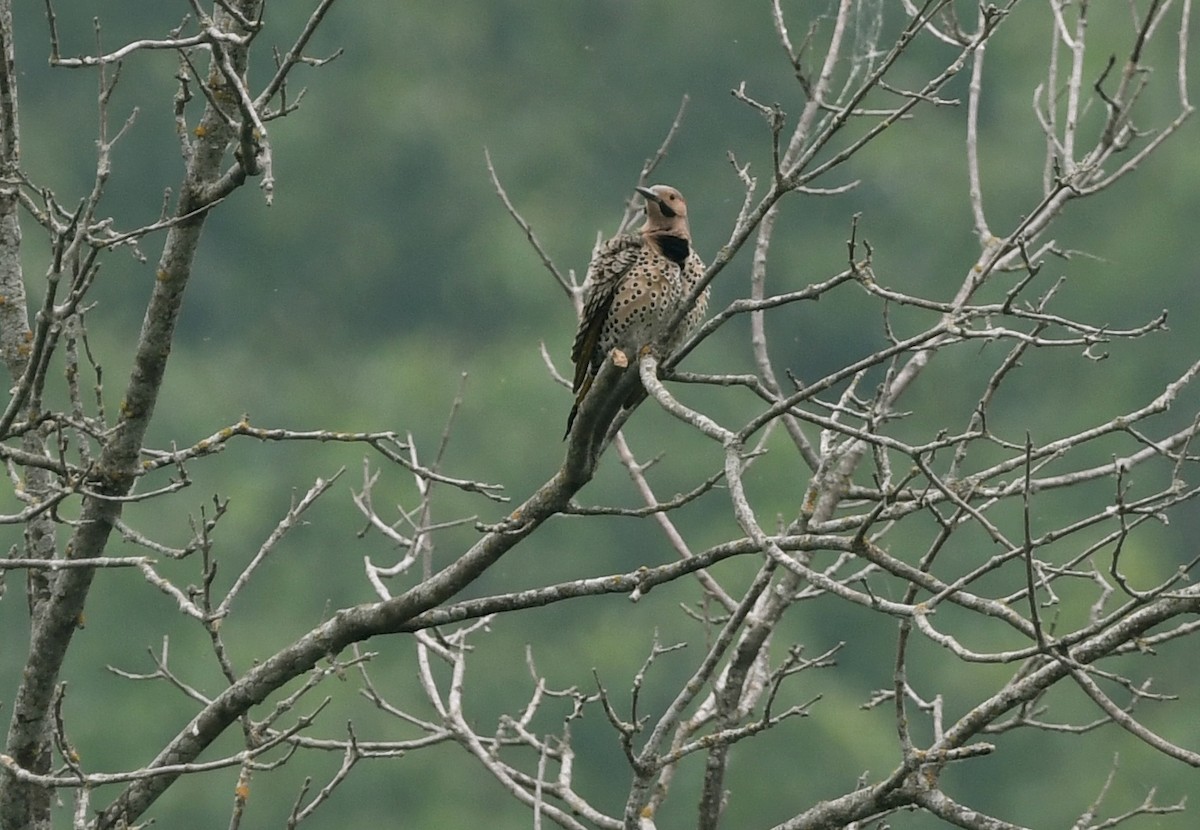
[610,348,629,368]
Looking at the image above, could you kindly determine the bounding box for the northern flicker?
[564,184,708,438]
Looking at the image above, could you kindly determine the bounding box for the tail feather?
[563,374,594,439]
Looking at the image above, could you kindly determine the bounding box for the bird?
[564,184,708,438]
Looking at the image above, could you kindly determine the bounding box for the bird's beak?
[636,186,676,218]
[635,186,660,205]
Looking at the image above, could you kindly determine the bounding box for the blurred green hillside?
[2,2,1198,828]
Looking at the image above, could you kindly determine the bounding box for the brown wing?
[570,233,644,393]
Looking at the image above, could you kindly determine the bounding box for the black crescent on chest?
[654,234,691,266]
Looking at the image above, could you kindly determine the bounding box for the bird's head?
[636,185,690,237]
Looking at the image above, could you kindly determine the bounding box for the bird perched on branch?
[564,184,708,438]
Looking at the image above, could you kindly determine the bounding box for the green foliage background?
[2,1,1198,828]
